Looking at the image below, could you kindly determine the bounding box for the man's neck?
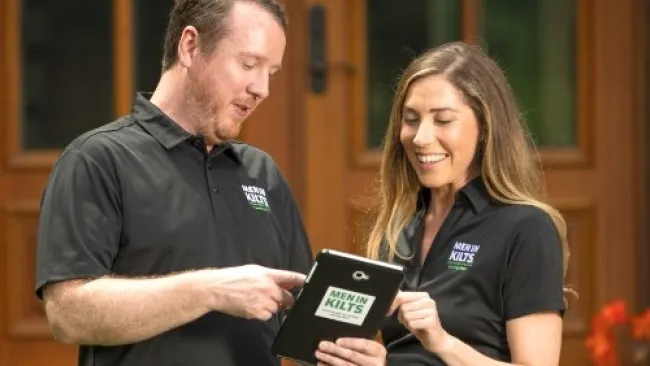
[150,70,198,137]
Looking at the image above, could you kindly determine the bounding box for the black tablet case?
[272,249,404,365]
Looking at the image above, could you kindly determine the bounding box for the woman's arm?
[434,312,562,366]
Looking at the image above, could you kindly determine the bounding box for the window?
[363,0,577,149]
[21,0,113,149]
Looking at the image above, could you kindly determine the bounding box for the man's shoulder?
[229,140,280,170]
[54,116,140,171]
[65,115,137,156]
[229,140,290,191]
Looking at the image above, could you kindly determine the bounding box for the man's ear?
[178,25,200,68]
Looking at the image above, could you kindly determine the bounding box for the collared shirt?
[35,92,313,366]
[381,178,565,365]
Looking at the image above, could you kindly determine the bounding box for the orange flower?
[585,329,614,359]
[631,309,650,340]
[601,299,628,326]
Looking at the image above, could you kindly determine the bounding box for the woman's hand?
[389,291,452,353]
[315,337,386,366]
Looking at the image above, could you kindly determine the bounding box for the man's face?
[186,2,286,145]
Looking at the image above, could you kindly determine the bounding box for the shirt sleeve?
[35,147,122,299]
[279,178,314,276]
[503,208,566,320]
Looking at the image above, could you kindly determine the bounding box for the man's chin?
[212,125,243,144]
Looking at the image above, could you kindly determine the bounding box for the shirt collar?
[131,92,242,164]
[416,176,491,213]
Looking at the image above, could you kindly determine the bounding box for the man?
[34,1,313,365]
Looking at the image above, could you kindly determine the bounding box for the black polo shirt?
[35,92,314,366]
[380,177,565,365]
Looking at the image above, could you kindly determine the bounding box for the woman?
[314,41,571,366]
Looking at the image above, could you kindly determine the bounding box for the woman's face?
[399,74,480,191]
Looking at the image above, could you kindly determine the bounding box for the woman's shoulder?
[489,201,556,227]
[486,203,561,252]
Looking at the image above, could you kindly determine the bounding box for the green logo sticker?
[314,286,376,325]
[242,185,271,212]
[447,241,481,271]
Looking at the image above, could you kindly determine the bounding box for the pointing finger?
[264,268,306,288]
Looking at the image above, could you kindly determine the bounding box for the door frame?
[636,0,649,311]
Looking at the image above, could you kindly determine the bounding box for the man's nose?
[247,74,270,100]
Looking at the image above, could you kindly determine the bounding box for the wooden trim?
[635,0,649,310]
[0,2,7,358]
[461,0,481,44]
[347,0,368,169]
[1,0,22,171]
[114,0,134,117]
[284,0,308,208]
[538,0,595,169]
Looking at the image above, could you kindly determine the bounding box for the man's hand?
[202,264,306,321]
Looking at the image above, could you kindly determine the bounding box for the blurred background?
[0,0,647,365]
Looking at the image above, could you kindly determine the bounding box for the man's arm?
[43,272,210,345]
[43,265,305,346]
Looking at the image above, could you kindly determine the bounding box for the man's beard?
[186,73,241,145]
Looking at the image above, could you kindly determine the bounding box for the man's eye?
[241,63,254,70]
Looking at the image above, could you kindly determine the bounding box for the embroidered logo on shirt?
[448,241,480,271]
[242,185,271,212]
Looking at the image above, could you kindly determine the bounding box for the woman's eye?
[403,115,419,124]
[436,119,453,124]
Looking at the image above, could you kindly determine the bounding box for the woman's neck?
[427,188,456,218]
[425,172,479,218]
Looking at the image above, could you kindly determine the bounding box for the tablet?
[272,249,404,365]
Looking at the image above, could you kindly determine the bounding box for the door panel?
[301,0,641,365]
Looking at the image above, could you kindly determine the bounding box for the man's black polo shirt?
[35,93,314,366]
[381,178,565,365]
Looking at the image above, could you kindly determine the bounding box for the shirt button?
[212,186,219,193]
[207,164,213,170]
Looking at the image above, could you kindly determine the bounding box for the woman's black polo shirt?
[34,93,314,366]
[381,178,565,365]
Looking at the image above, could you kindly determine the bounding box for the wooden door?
[300,0,646,365]
[0,1,124,364]
[0,0,304,365]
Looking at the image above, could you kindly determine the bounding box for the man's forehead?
[228,1,282,29]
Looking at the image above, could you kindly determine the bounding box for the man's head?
[161,0,287,145]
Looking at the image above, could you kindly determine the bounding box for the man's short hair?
[161,0,287,71]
